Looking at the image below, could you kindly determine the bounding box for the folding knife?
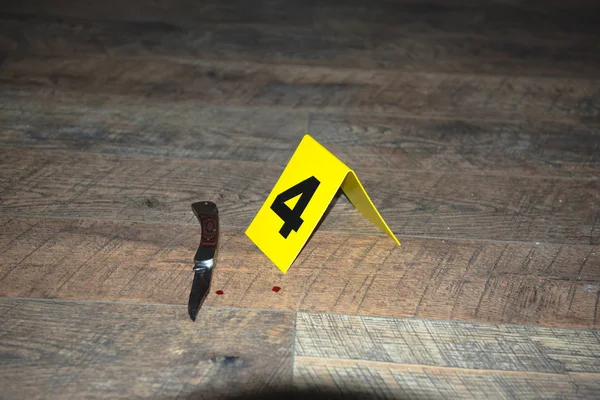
[188,201,219,321]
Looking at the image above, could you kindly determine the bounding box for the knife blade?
[188,201,219,321]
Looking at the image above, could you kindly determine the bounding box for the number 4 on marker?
[245,134,399,273]
[270,176,320,238]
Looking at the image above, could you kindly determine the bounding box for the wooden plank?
[2,91,599,177]
[0,299,294,399]
[309,113,600,177]
[1,148,598,244]
[2,1,599,77]
[4,0,599,30]
[294,357,600,399]
[294,313,600,398]
[1,55,600,122]
[295,313,600,372]
[0,91,307,165]
[1,216,598,327]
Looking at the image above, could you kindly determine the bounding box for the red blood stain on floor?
[272,286,281,293]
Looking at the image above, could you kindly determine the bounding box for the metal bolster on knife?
[188,201,219,321]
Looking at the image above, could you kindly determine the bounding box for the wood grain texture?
[309,113,600,177]
[294,357,600,399]
[1,55,600,123]
[5,0,599,30]
[1,148,598,244]
[1,1,599,77]
[0,91,307,165]
[2,216,598,327]
[294,313,600,398]
[1,0,600,397]
[295,313,600,372]
[0,299,294,399]
[1,91,599,177]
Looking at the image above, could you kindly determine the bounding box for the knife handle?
[192,201,219,247]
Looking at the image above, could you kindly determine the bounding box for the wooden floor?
[1,0,600,398]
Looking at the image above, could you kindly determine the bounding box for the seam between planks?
[2,297,599,331]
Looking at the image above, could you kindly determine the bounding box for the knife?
[188,201,219,321]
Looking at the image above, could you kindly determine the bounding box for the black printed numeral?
[270,176,320,238]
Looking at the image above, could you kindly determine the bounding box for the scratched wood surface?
[1,148,599,244]
[2,56,600,123]
[0,299,294,399]
[1,0,600,398]
[294,313,600,398]
[2,216,599,328]
[1,91,599,177]
[295,358,600,400]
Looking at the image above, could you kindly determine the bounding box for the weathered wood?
[1,1,599,398]
[310,113,600,177]
[294,312,600,398]
[4,0,599,31]
[1,92,599,178]
[1,216,598,327]
[1,55,599,122]
[0,91,307,165]
[295,313,600,372]
[0,299,294,399]
[294,357,600,399]
[1,148,598,244]
[2,1,599,77]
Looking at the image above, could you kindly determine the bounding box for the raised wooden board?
[0,299,294,399]
[294,312,600,398]
[2,216,598,327]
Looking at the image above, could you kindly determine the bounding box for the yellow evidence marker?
[245,134,400,273]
